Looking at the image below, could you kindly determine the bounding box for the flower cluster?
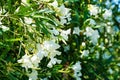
[18,40,61,79]
[0,0,119,80]
[49,0,71,25]
[72,61,82,80]
[0,9,9,32]
[15,0,120,79]
[84,27,100,45]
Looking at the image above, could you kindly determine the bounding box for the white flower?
[24,17,33,24]
[43,40,60,51]
[84,27,100,44]
[49,27,59,35]
[118,4,120,12]
[89,19,96,25]
[72,61,82,80]
[49,0,58,8]
[95,51,100,59]
[88,4,100,16]
[81,50,89,58]
[102,53,111,59]
[58,4,71,25]
[31,54,40,67]
[113,26,119,33]
[115,16,120,23]
[73,27,81,35]
[81,42,86,46]
[108,68,114,74]
[64,45,70,52]
[106,26,113,33]
[0,21,9,32]
[21,0,29,6]
[105,0,111,8]
[84,27,94,37]
[117,63,120,66]
[47,57,61,68]
[28,69,38,80]
[36,43,46,58]
[0,25,9,32]
[60,29,71,41]
[49,2,71,25]
[111,0,119,5]
[103,9,112,20]
[72,61,81,71]
[42,40,61,58]
[37,50,45,60]
[59,4,71,17]
[17,54,33,70]
[49,50,61,58]
[60,17,67,25]
[74,72,82,80]
[90,30,100,44]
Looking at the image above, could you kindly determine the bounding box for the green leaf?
[5,38,22,42]
[33,15,57,26]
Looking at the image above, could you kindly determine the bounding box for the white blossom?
[24,17,33,24]
[21,0,27,4]
[0,21,9,32]
[49,2,71,25]
[117,63,120,66]
[90,30,100,44]
[115,16,120,23]
[103,9,112,20]
[118,4,120,12]
[37,50,45,60]
[84,27,94,37]
[36,43,46,59]
[17,54,33,70]
[88,4,100,16]
[49,27,59,35]
[37,41,61,58]
[59,4,71,18]
[0,25,9,32]
[36,40,62,68]
[58,4,71,25]
[102,53,111,59]
[84,27,100,44]
[89,19,96,25]
[95,51,100,59]
[81,42,86,46]
[60,29,71,41]
[108,68,114,74]
[28,69,38,80]
[43,40,60,51]
[64,45,70,52]
[60,17,67,25]
[111,0,119,5]
[73,27,81,35]
[48,0,58,8]
[99,42,105,50]
[21,0,30,6]
[31,54,40,67]
[105,0,111,8]
[47,57,61,68]
[72,61,82,72]
[72,61,82,80]
[106,26,113,33]
[81,50,89,58]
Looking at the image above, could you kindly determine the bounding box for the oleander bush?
[0,0,120,80]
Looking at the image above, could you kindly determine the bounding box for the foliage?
[0,0,120,80]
